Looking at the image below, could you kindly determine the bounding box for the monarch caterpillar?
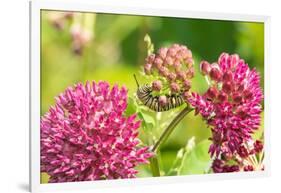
[133,74,185,112]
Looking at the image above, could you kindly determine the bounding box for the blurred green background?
[41,10,264,182]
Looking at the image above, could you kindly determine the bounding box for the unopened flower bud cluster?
[199,53,257,105]
[144,44,194,103]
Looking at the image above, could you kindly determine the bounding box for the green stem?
[149,105,193,177]
[149,156,160,177]
[152,105,194,152]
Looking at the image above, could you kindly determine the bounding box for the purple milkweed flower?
[187,53,264,172]
[41,81,152,183]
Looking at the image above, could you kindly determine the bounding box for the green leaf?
[40,172,50,184]
[136,164,153,178]
[144,34,154,55]
[178,139,212,175]
[125,96,138,116]
[126,96,156,132]
[185,136,196,154]
[167,137,195,176]
[137,110,156,131]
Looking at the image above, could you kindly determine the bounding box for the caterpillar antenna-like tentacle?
[133,74,140,88]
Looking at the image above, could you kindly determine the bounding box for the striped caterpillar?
[134,74,185,112]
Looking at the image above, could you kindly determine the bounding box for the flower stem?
[152,105,194,152]
[149,156,160,177]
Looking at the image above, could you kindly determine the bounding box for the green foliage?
[167,137,196,175]
[138,110,156,132]
[149,156,161,177]
[126,96,156,132]
[41,172,50,184]
[178,139,212,175]
[144,34,154,55]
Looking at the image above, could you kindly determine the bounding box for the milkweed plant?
[41,34,264,183]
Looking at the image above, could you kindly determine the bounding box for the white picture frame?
[30,0,271,192]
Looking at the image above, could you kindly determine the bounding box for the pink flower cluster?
[48,11,74,30]
[41,81,152,182]
[187,53,264,172]
[144,44,194,94]
[47,11,93,55]
[70,24,92,55]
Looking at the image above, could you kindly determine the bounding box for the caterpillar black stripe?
[134,74,185,112]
